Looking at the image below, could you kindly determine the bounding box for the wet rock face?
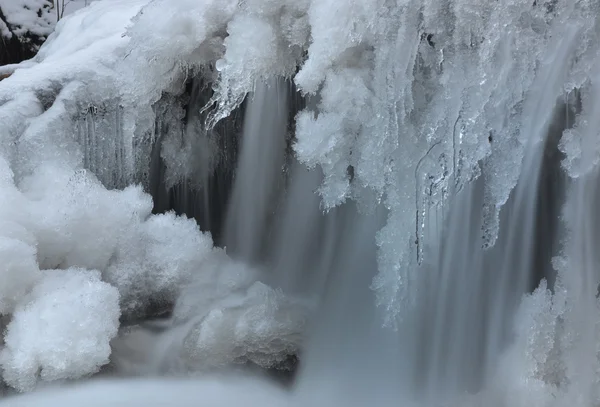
[0,30,37,66]
[105,318,300,386]
[252,354,299,386]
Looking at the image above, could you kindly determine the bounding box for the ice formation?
[1,0,600,405]
[0,0,308,392]
[1,269,120,392]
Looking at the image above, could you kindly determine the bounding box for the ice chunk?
[295,0,378,95]
[104,212,214,318]
[110,255,311,376]
[180,280,309,371]
[122,0,237,136]
[208,12,298,127]
[21,165,152,272]
[172,250,262,324]
[0,269,120,392]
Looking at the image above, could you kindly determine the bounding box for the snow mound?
[0,157,229,391]
[0,269,120,392]
[105,211,216,318]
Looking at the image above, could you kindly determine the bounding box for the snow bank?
[61,0,95,17]
[0,155,223,390]
[1,270,120,392]
[0,0,54,39]
[0,0,198,391]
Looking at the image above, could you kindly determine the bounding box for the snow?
[0,234,39,315]
[0,0,98,40]
[0,14,10,38]
[0,0,54,39]
[0,1,146,100]
[0,0,193,391]
[0,269,120,392]
[104,211,215,318]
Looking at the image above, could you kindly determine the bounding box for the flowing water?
[223,78,289,263]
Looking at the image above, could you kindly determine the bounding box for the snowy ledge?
[0,0,309,393]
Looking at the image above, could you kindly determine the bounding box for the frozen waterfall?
[0,0,600,406]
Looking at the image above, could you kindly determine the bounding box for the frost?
[105,212,215,318]
[0,269,120,392]
[182,281,308,370]
[205,0,307,128]
[510,279,567,388]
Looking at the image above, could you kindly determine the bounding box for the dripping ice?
[0,0,600,406]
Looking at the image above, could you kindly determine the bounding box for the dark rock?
[0,1,54,66]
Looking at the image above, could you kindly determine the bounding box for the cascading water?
[223,78,289,262]
[149,75,243,244]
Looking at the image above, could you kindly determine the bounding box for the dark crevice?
[148,75,306,248]
[529,90,581,293]
[0,3,50,66]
